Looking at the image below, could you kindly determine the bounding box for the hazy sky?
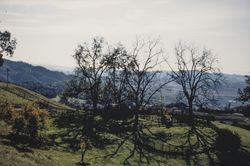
[0,0,249,74]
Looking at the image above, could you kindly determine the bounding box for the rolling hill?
[0,59,70,84]
[0,59,71,98]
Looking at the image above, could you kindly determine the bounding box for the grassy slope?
[0,120,249,166]
[0,82,72,110]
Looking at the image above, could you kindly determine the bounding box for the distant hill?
[0,59,247,107]
[41,64,74,74]
[0,59,71,98]
[156,72,247,108]
[0,59,70,84]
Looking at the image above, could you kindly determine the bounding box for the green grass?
[0,144,79,166]
[0,119,191,165]
[2,117,249,166]
[0,82,73,110]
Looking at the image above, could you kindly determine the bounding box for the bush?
[0,103,18,124]
[13,104,49,138]
[0,103,49,139]
[214,129,241,153]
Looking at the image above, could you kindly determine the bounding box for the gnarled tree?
[109,38,172,164]
[166,42,222,124]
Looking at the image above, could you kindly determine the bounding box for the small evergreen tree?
[238,75,250,102]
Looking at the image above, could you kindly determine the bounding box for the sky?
[0,0,249,74]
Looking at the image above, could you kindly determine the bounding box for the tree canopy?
[238,75,250,102]
[0,30,17,66]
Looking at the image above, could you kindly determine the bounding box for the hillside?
[0,82,72,111]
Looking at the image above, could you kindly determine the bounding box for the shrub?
[13,104,49,138]
[0,103,18,124]
[0,103,50,139]
[214,129,241,153]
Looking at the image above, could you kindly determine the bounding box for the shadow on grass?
[52,110,122,152]
[103,114,250,166]
[0,133,45,153]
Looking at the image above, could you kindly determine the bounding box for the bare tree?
[125,38,171,111]
[0,30,17,66]
[109,38,172,164]
[166,42,222,124]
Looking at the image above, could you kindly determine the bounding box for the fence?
[140,137,201,157]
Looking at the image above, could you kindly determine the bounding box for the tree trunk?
[133,110,139,149]
[188,100,194,127]
[81,149,87,163]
